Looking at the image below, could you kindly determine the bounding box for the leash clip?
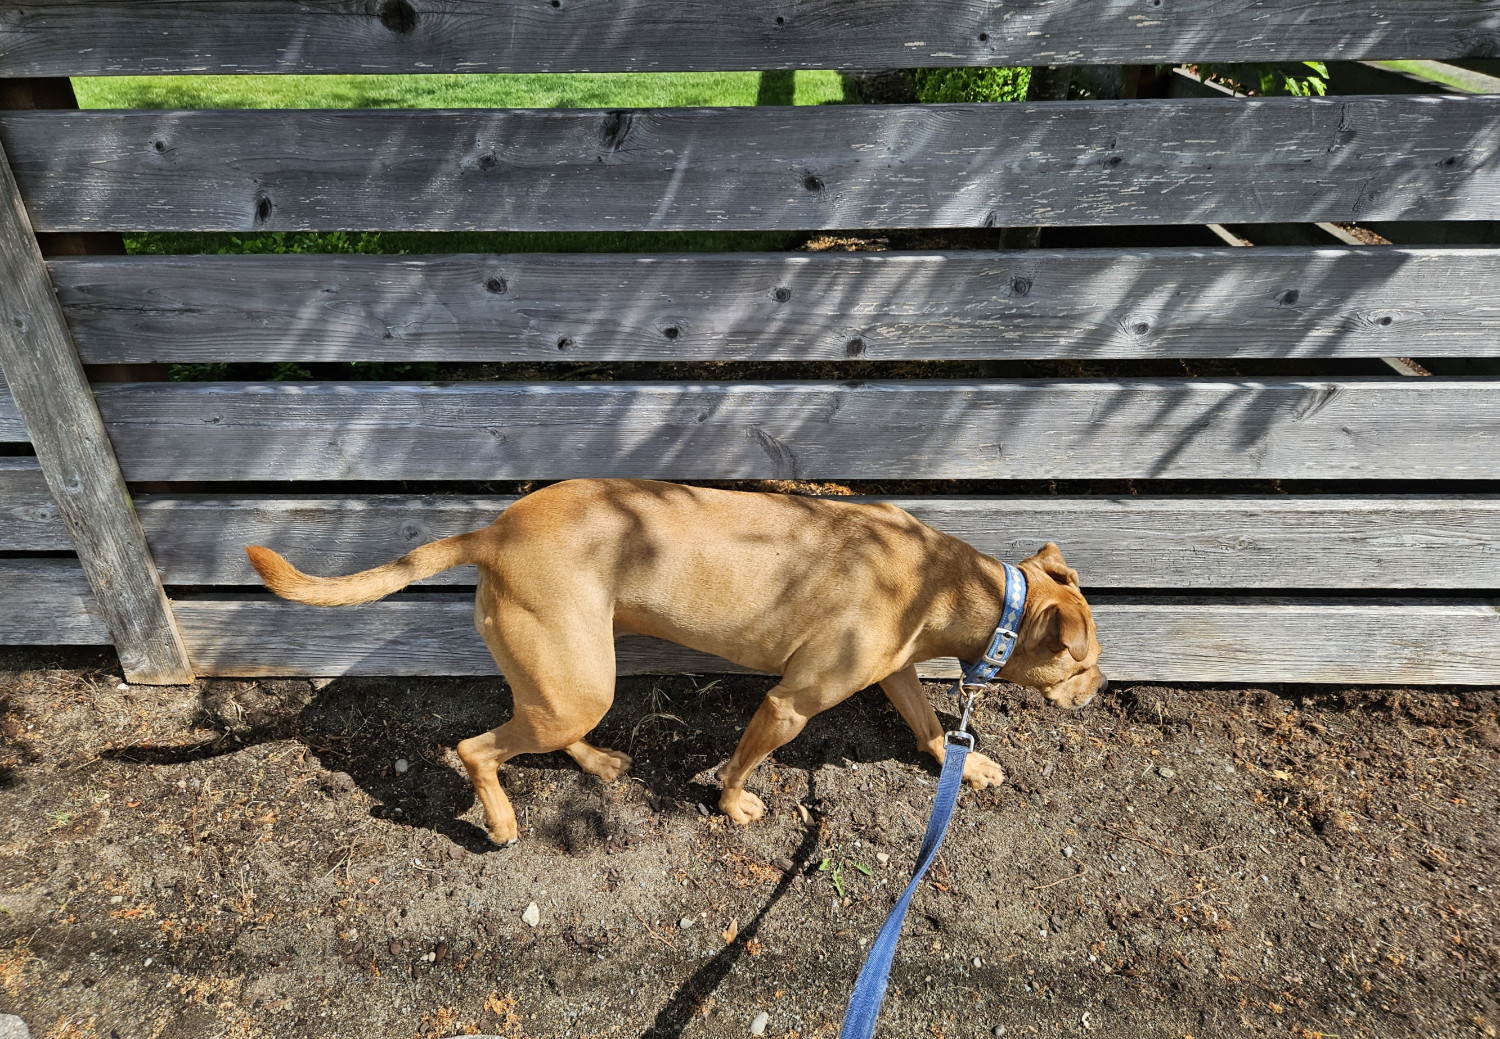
[945,683,980,749]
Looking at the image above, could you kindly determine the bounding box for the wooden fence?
[2,0,1498,685]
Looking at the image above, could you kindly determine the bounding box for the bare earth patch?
[1,652,1497,1038]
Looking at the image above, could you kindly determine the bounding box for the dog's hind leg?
[563,739,631,782]
[456,585,621,845]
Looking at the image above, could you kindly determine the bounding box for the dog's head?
[1001,542,1106,709]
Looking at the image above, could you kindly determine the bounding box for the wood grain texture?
[169,594,1500,685]
[6,98,1499,233]
[0,135,191,682]
[0,558,110,644]
[136,494,1500,590]
[93,379,1500,482]
[0,368,26,440]
[51,248,1500,363]
[0,457,68,550]
[3,0,1498,75]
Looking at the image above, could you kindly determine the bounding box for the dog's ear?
[1043,601,1092,661]
[1028,541,1079,587]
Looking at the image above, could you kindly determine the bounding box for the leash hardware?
[943,729,975,751]
[953,684,981,742]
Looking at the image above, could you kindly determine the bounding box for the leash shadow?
[641,796,824,1039]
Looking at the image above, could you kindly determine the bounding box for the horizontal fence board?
[7,98,1500,232]
[94,379,1500,482]
[138,494,1500,591]
[170,595,1500,685]
[0,458,68,550]
[0,558,110,644]
[3,0,1498,75]
[0,369,25,440]
[52,248,1500,363]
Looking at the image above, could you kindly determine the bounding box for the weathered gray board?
[51,248,1500,363]
[0,369,24,440]
[0,559,109,644]
[170,595,1500,685]
[0,458,67,550]
[0,134,192,683]
[7,98,1499,232]
[136,494,1500,591]
[3,0,1496,75]
[93,379,1500,482]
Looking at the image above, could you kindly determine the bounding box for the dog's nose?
[1096,675,1110,697]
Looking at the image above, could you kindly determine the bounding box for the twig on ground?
[635,909,678,950]
[1031,864,1089,891]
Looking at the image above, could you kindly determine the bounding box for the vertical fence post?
[0,127,194,684]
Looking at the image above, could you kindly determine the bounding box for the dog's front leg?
[878,666,1007,789]
[718,684,828,825]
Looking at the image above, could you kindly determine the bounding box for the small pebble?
[1063,846,1075,858]
[993,1027,1007,1037]
[110,895,123,904]
[394,759,409,774]
[522,902,540,927]
[678,917,694,930]
[697,803,710,817]
[116,683,128,691]
[750,1011,769,1036]
[973,956,982,968]
[876,852,890,866]
[143,957,152,967]
[1159,767,1176,779]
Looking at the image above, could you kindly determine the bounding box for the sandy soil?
[1,649,1497,1039]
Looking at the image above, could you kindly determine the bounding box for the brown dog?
[247,479,1105,844]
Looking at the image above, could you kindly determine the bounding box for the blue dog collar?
[959,562,1027,688]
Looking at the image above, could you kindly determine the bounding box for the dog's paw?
[961,752,1007,790]
[487,819,519,846]
[591,749,632,783]
[720,789,765,826]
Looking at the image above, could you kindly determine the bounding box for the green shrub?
[912,67,1031,104]
[127,230,391,256]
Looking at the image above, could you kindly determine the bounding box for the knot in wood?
[378,0,419,34]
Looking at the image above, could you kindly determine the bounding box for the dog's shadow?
[102,672,938,853]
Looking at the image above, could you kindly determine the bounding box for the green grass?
[71,70,849,110]
[78,70,849,256]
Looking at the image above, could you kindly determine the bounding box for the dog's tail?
[245,532,480,607]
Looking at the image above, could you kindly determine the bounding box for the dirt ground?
[1,648,1497,1039]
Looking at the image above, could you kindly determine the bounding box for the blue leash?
[838,562,1026,1039]
[838,731,971,1039]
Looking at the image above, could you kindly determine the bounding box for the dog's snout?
[1096,674,1109,697]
